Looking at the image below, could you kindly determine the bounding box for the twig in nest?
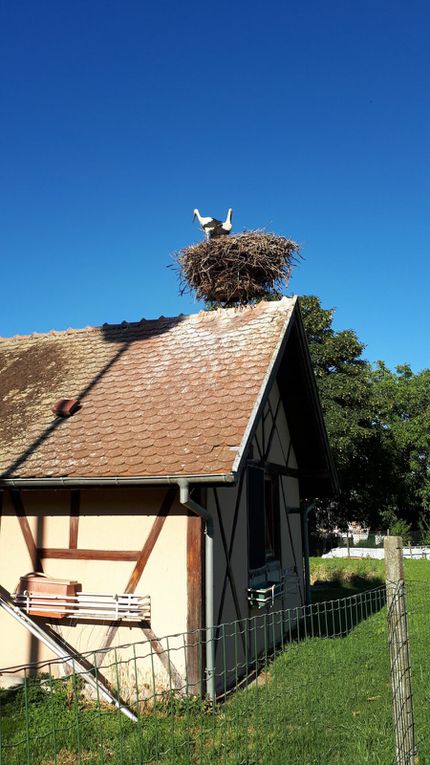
[173,230,301,306]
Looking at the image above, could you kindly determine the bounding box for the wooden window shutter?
[247,466,266,570]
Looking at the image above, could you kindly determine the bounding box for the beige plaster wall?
[0,488,188,691]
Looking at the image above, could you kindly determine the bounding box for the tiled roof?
[0,298,296,482]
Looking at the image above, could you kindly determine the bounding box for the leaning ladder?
[0,583,137,721]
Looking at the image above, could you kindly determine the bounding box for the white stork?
[193,208,233,240]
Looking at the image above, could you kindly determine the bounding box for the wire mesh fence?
[386,578,416,765]
[0,585,400,765]
[403,579,430,764]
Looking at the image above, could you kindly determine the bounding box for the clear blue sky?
[1,1,429,371]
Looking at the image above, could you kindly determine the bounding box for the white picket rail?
[13,591,151,621]
[322,546,430,560]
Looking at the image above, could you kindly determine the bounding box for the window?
[247,466,281,570]
[264,475,281,563]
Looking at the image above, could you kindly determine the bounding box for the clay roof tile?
[0,298,296,480]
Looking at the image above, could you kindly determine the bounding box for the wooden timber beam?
[141,624,184,693]
[39,548,141,561]
[9,489,43,572]
[214,469,246,630]
[263,397,282,462]
[213,486,246,652]
[95,486,178,665]
[257,462,299,478]
[278,475,301,584]
[186,508,203,694]
[300,468,332,480]
[69,490,80,549]
[124,486,177,595]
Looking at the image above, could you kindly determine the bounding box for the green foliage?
[300,295,383,529]
[371,361,430,515]
[300,295,430,532]
[418,514,430,545]
[389,517,412,544]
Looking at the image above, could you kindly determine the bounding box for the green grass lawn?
[310,555,385,603]
[1,560,429,764]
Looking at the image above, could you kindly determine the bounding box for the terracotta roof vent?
[52,399,80,418]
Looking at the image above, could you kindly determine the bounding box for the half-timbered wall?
[0,381,307,695]
[207,381,304,688]
[0,487,189,687]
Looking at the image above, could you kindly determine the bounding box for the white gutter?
[0,473,236,488]
[177,478,216,703]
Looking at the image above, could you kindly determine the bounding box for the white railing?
[248,565,300,608]
[322,546,430,560]
[13,591,151,621]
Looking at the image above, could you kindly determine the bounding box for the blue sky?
[1,1,429,371]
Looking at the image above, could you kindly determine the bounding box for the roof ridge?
[0,325,101,344]
[0,297,296,345]
[0,314,183,345]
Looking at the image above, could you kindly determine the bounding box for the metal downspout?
[177,479,216,702]
[302,502,315,606]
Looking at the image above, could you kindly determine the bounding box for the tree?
[300,295,430,533]
[300,295,372,461]
[371,362,430,524]
[300,296,378,528]
[300,296,402,531]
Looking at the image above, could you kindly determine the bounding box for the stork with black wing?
[193,208,233,240]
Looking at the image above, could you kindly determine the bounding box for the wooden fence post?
[384,536,417,765]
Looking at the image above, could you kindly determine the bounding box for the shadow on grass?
[309,575,386,640]
[312,573,385,602]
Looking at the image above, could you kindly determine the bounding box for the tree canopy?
[299,295,430,532]
[371,362,430,520]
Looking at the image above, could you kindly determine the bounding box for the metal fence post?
[384,536,417,765]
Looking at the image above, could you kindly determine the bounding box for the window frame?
[247,466,282,576]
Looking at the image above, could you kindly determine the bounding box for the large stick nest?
[175,230,301,306]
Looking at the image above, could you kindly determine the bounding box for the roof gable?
[276,305,339,497]
[229,302,339,497]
